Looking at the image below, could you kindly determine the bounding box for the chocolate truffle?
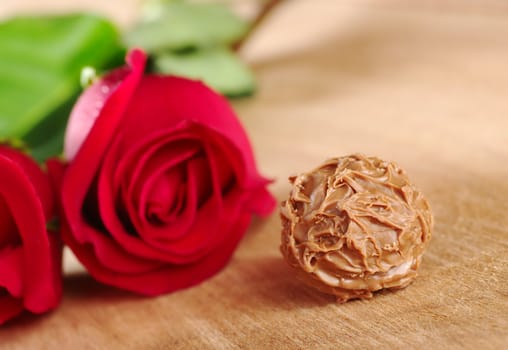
[280,154,433,302]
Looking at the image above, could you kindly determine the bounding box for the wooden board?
[1,1,507,348]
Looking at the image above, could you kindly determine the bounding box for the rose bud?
[60,49,276,296]
[0,145,61,325]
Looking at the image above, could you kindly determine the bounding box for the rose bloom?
[61,50,275,295]
[0,145,61,325]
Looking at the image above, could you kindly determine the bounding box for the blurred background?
[1,1,507,348]
[2,0,507,161]
[1,0,507,272]
[2,0,508,272]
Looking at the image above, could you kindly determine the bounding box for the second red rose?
[60,50,276,295]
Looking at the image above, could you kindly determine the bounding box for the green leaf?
[22,92,78,163]
[125,2,248,52]
[154,47,256,97]
[0,14,125,162]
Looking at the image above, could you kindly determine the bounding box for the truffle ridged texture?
[280,154,433,302]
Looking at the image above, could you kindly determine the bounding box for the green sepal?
[154,47,256,97]
[0,14,125,162]
[125,2,248,52]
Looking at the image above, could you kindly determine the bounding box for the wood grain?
[1,1,507,349]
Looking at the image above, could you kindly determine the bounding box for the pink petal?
[64,49,147,161]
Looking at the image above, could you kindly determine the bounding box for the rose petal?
[93,124,235,265]
[60,49,276,295]
[142,164,188,225]
[137,161,189,230]
[0,295,23,325]
[121,132,228,260]
[93,134,200,263]
[64,49,147,161]
[0,196,20,247]
[64,67,129,161]
[0,155,60,312]
[119,132,199,203]
[62,221,164,274]
[0,246,23,297]
[109,126,200,235]
[200,127,277,217]
[120,76,269,190]
[0,145,54,220]
[101,123,249,263]
[245,186,276,218]
[125,139,200,231]
[69,128,204,270]
[64,207,251,296]
[161,142,225,257]
[181,155,211,208]
[61,49,146,248]
[134,153,220,260]
[132,157,199,255]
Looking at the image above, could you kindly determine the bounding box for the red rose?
[0,145,61,325]
[61,50,276,295]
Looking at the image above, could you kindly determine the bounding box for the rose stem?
[233,0,287,52]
